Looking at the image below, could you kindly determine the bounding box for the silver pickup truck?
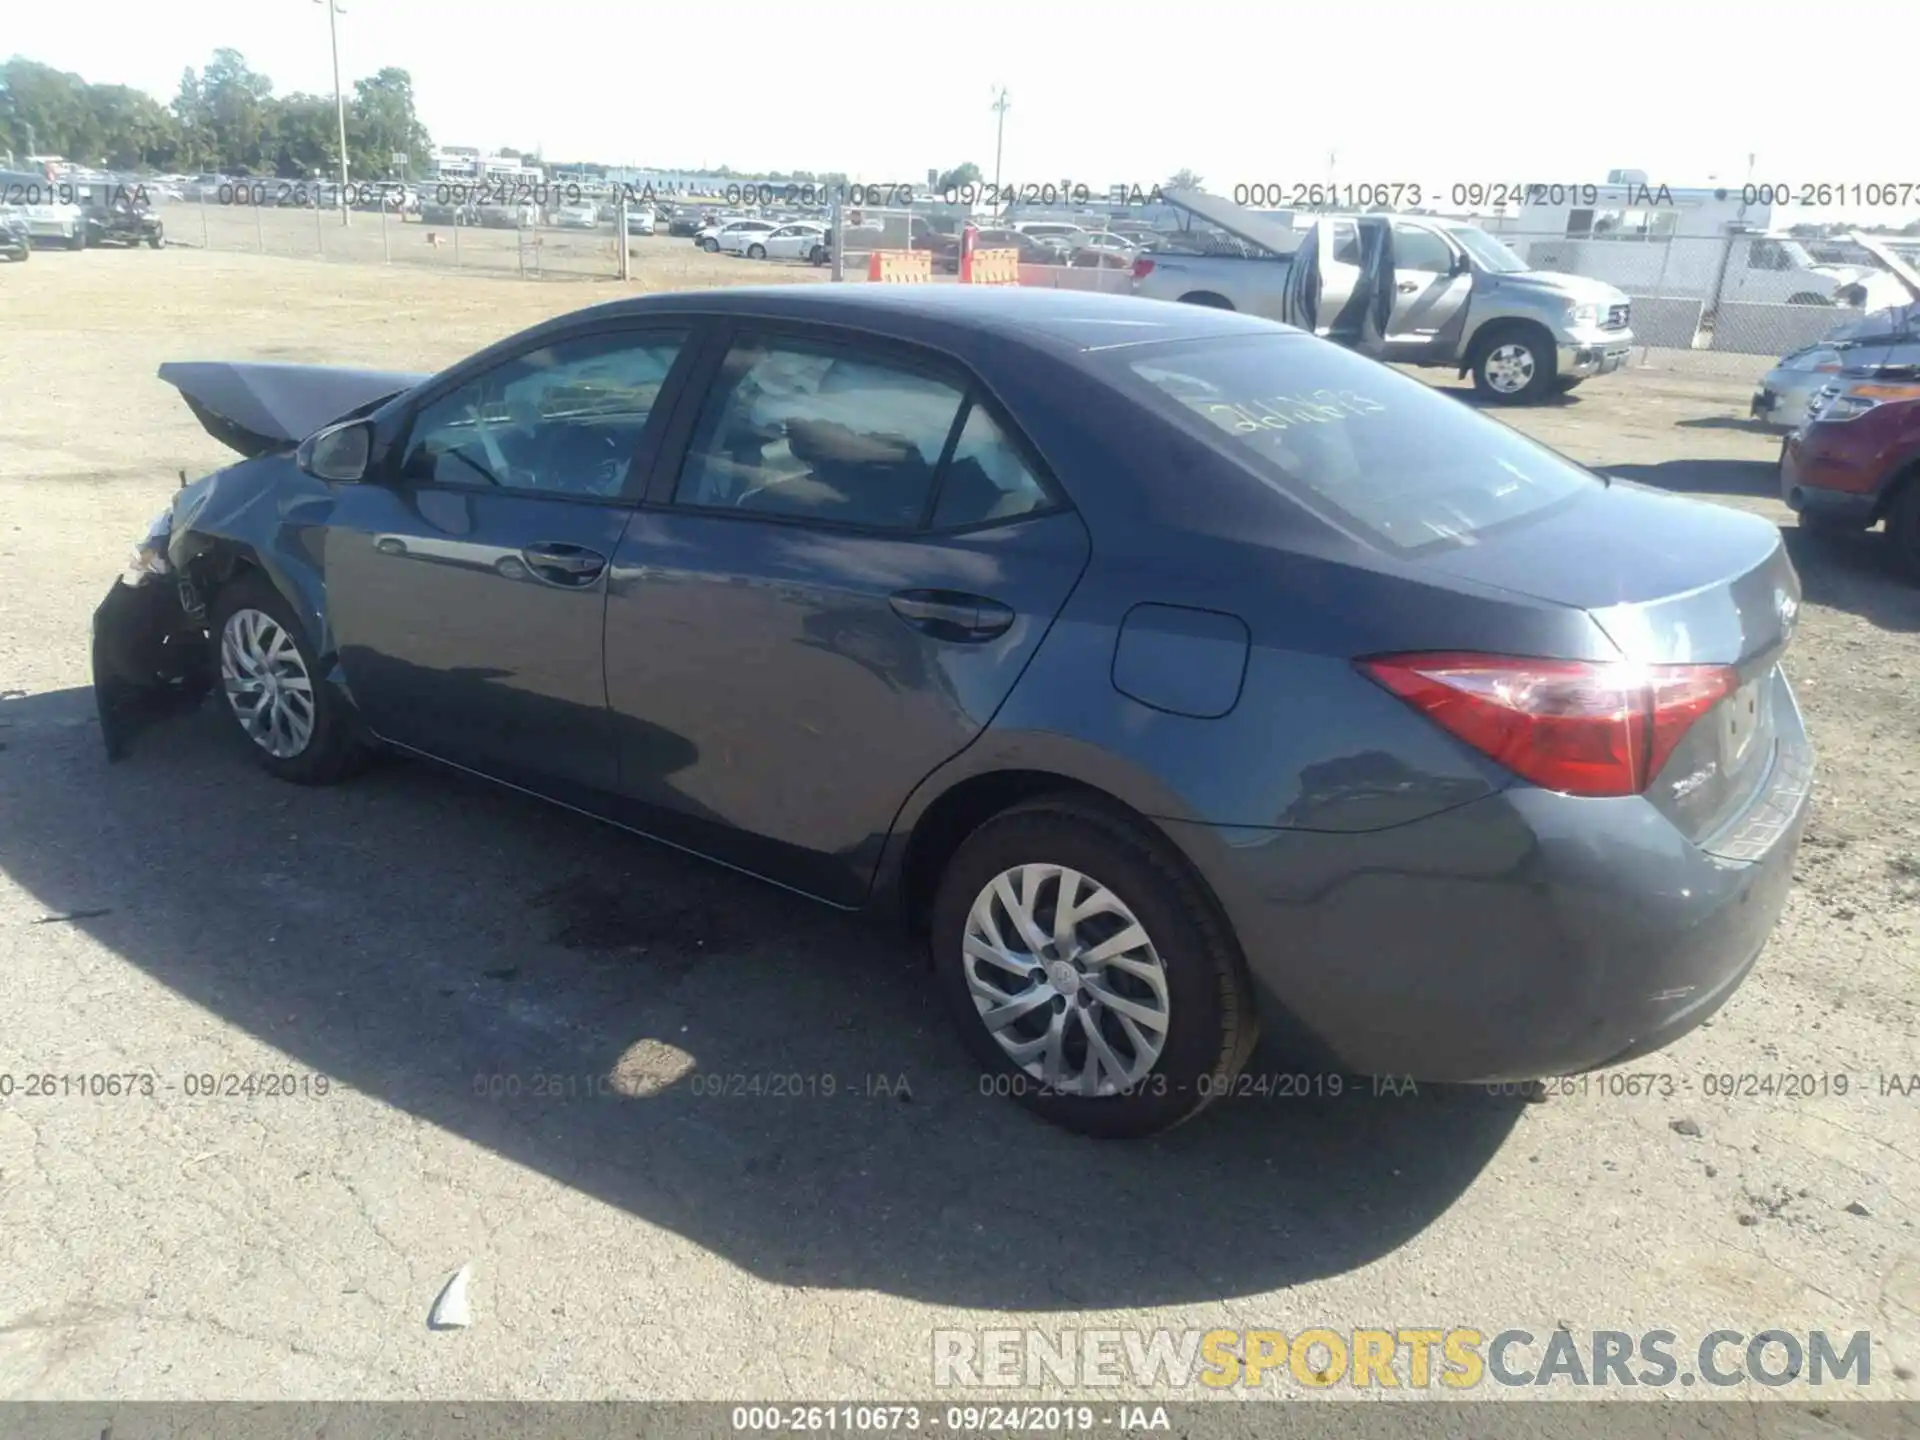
[1131,189,1634,404]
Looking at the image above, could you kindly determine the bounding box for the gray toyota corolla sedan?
[93,285,1813,1138]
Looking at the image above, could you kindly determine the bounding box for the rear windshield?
[1114,334,1599,552]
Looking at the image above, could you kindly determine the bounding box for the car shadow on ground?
[1674,416,1777,434]
[0,685,1526,1311]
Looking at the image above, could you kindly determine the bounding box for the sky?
[9,0,1920,224]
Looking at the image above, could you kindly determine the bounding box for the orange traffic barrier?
[964,247,1021,285]
[866,249,933,283]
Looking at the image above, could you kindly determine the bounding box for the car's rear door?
[1283,216,1395,354]
[324,323,700,798]
[602,323,1092,903]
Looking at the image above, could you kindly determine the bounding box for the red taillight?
[1131,256,1155,280]
[1360,652,1737,798]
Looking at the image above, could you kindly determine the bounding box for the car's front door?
[1383,222,1473,361]
[602,327,1092,903]
[325,324,696,796]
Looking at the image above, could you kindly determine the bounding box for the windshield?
[1447,225,1529,274]
[1113,334,1598,552]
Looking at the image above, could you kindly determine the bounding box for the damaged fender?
[92,361,425,759]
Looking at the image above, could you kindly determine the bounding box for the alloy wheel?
[1484,342,1537,394]
[962,864,1171,1096]
[220,608,316,759]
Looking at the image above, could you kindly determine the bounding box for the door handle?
[1396,280,1419,293]
[889,589,1015,641]
[521,542,607,586]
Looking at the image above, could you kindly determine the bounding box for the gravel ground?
[0,249,1916,1403]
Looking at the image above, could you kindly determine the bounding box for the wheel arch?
[879,752,1233,947]
[1872,452,1920,522]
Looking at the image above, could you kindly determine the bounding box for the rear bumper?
[1164,701,1813,1083]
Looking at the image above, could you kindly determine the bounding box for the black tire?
[68,230,87,251]
[148,230,164,249]
[1554,376,1584,393]
[207,571,366,785]
[1470,324,1558,404]
[930,797,1259,1139]
[1178,292,1234,309]
[746,242,766,259]
[1889,476,1920,584]
[702,236,720,253]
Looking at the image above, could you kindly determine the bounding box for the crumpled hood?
[1478,269,1628,307]
[159,360,426,458]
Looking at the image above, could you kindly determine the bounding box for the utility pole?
[990,87,1010,195]
[316,0,351,224]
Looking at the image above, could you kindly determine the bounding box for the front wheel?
[209,573,366,784]
[1889,477,1920,584]
[702,236,720,253]
[930,798,1258,1138]
[746,242,766,259]
[1471,327,1558,404]
[147,229,164,249]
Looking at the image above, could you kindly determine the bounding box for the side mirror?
[296,418,375,483]
[1452,251,1474,276]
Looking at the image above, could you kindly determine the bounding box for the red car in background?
[1780,372,1920,580]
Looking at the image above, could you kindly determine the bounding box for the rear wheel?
[1471,325,1558,404]
[930,798,1258,1138]
[67,229,87,251]
[746,242,766,259]
[209,572,365,785]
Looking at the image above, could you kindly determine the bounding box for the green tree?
[349,68,432,178]
[934,161,982,193]
[1167,168,1203,190]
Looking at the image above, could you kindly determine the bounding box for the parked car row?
[0,170,165,250]
[1766,246,1920,577]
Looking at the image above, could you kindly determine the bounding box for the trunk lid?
[1418,477,1801,847]
[160,360,425,458]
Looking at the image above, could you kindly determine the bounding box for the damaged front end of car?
[92,494,212,759]
[92,359,426,760]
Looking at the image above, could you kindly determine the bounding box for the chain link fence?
[141,191,1917,383]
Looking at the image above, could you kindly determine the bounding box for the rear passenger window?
[931,402,1050,529]
[675,338,965,530]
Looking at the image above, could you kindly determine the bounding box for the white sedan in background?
[755,222,829,262]
[699,218,777,254]
[553,202,600,229]
[624,208,657,236]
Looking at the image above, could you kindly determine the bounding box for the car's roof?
[556,284,1290,354]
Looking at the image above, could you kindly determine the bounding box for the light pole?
[990,87,1010,196]
[315,0,351,224]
